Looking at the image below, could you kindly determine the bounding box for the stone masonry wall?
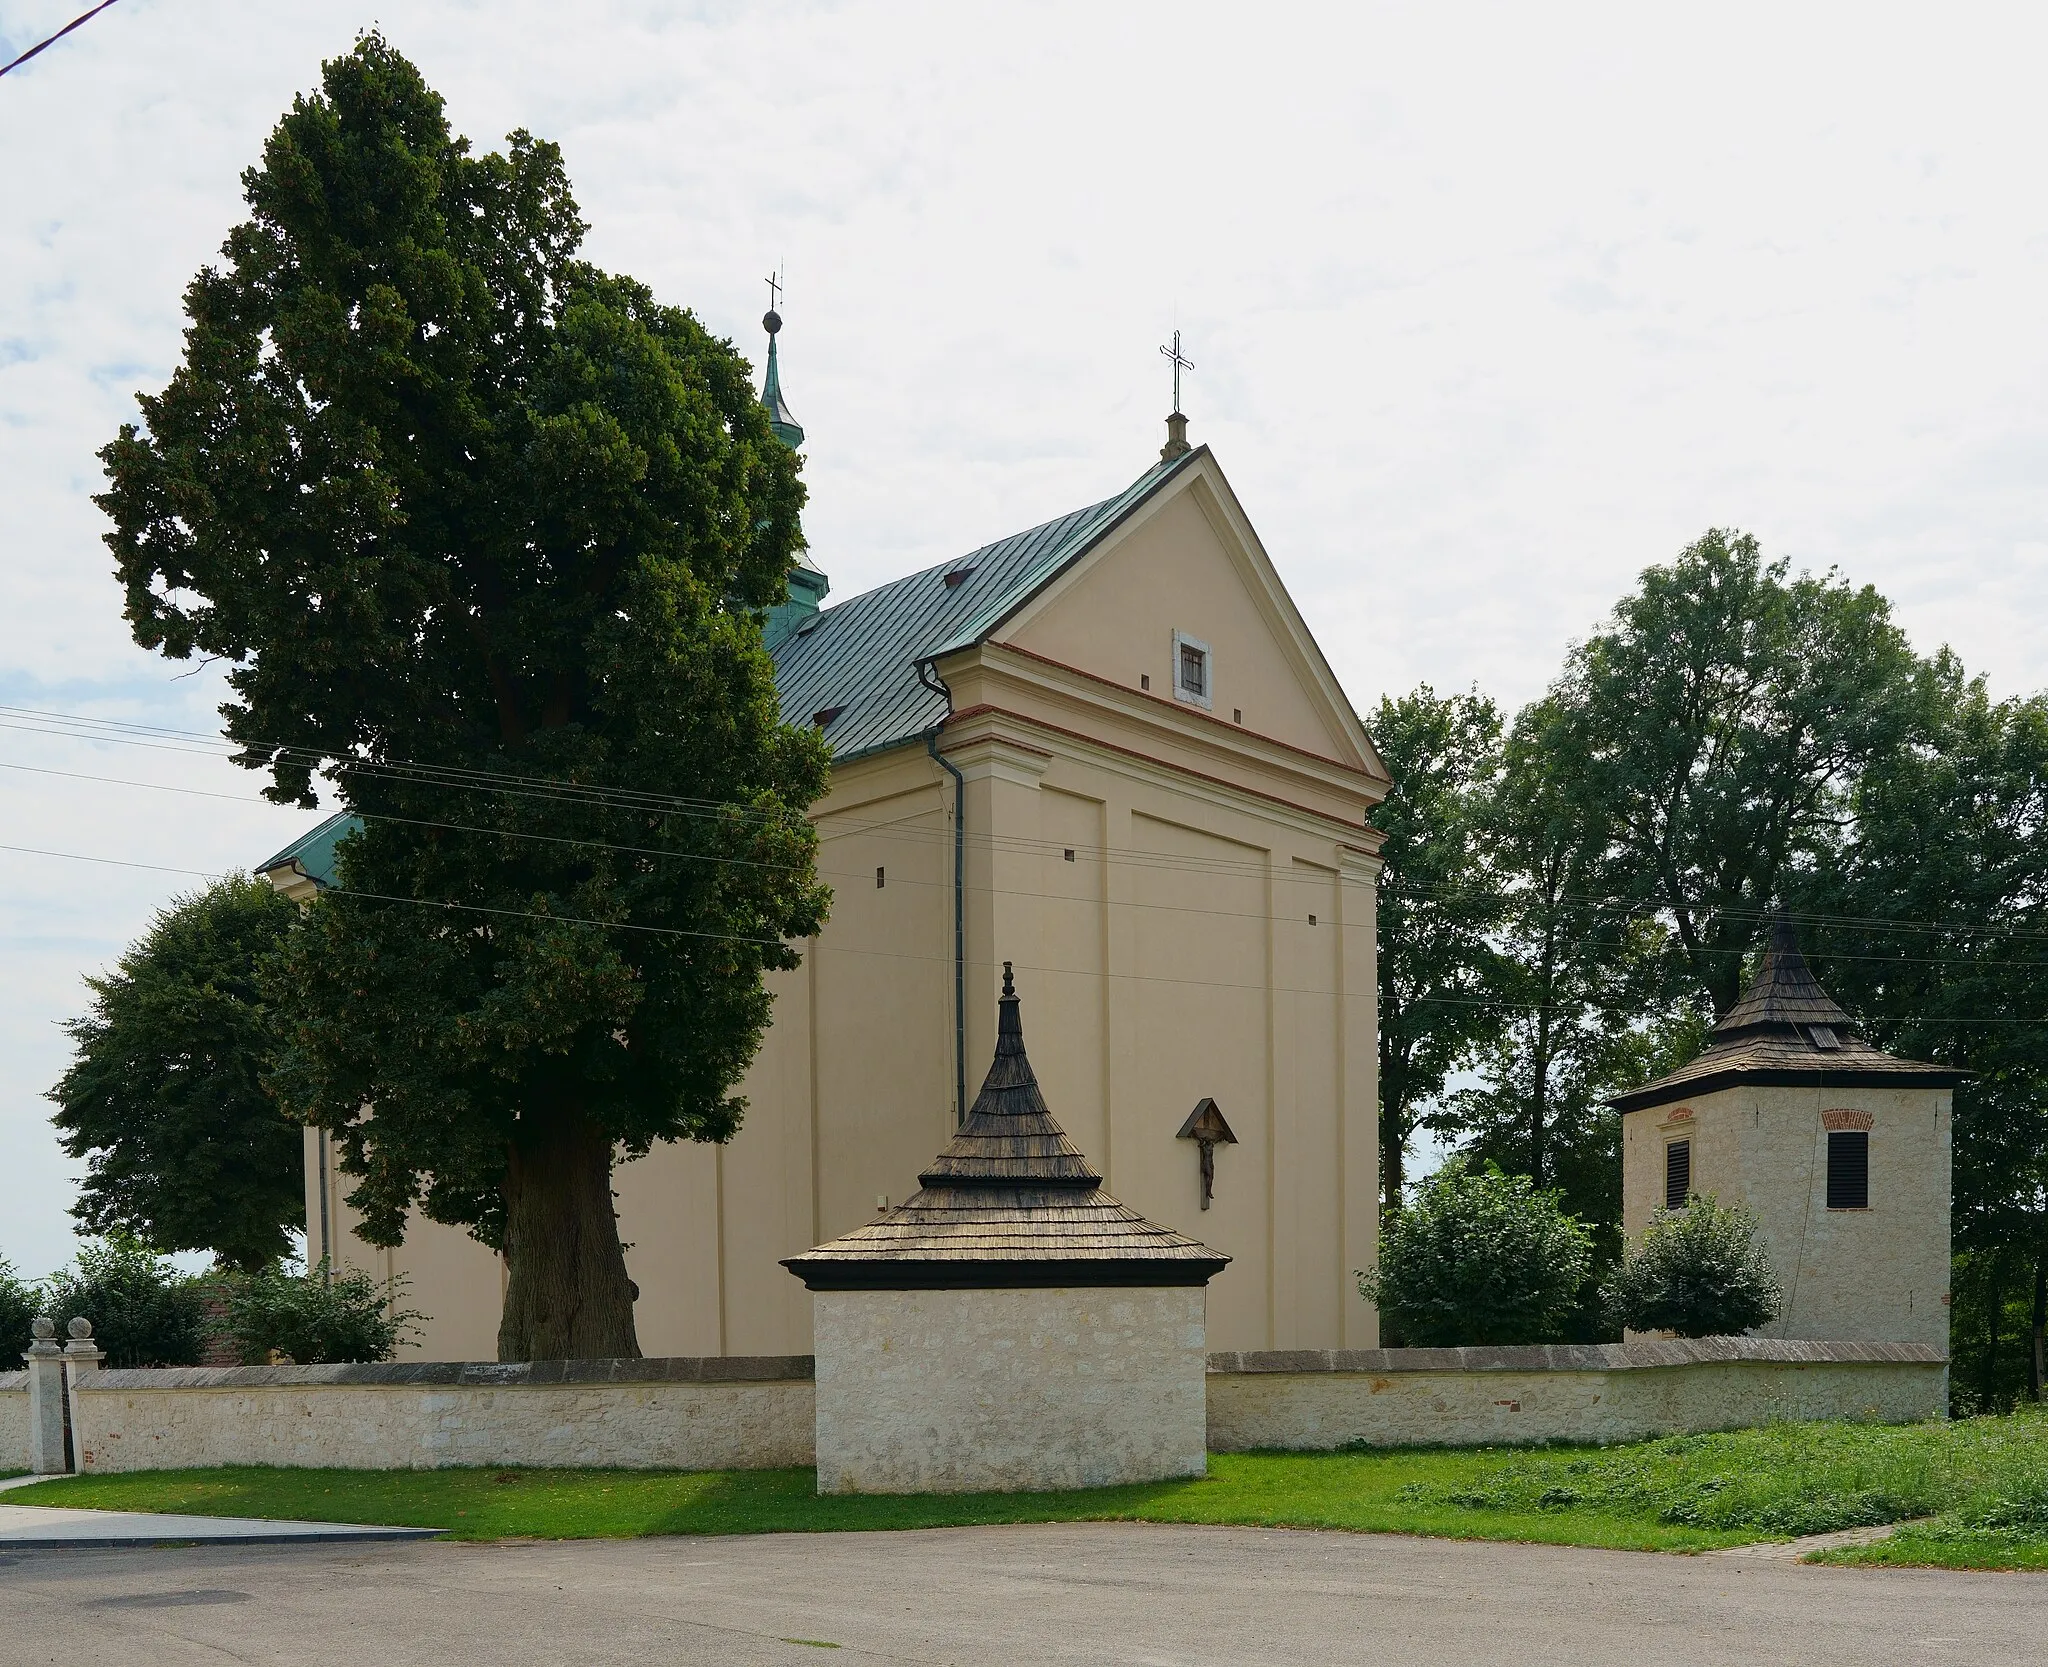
[10,1341,1946,1479]
[1206,1338,1947,1452]
[0,1371,26,1472]
[814,1286,1209,1494]
[66,1357,813,1474]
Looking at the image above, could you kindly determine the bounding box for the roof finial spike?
[1159,329,1193,461]
[1002,960,1016,999]
[760,268,804,450]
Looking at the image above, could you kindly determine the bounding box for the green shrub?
[1360,1160,1593,1346]
[0,1257,43,1358]
[1602,1194,1782,1338]
[221,1261,420,1364]
[44,1235,205,1367]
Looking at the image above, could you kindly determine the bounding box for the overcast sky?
[2,1,2043,1278]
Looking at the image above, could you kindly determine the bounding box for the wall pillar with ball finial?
[61,1317,106,1472]
[23,1316,68,1474]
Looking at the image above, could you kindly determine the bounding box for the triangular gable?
[990,450,1385,779]
[770,452,1201,763]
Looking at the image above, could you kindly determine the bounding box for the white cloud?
[2,0,2044,1274]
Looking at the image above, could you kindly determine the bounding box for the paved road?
[0,1522,2040,1665]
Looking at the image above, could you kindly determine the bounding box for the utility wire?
[3,838,2046,1023]
[9,753,2048,966]
[0,0,122,80]
[6,704,2046,945]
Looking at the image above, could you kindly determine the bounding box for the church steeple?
[758,279,827,651]
[761,286,804,450]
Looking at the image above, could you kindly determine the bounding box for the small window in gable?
[1665,1139,1691,1211]
[1172,629,1213,709]
[1827,1130,1869,1209]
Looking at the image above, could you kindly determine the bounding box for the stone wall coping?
[66,1355,816,1391]
[1207,1338,1946,1374]
[0,1369,24,1390]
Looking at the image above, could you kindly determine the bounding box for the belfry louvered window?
[1665,1139,1691,1210]
[1826,1130,1870,1209]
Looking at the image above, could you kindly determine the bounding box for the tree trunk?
[1981,1262,2005,1411]
[1381,1109,1406,1222]
[496,1119,641,1362]
[2031,1250,2046,1405]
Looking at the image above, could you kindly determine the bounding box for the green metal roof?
[762,333,804,449]
[256,452,1196,872]
[255,810,355,889]
[774,448,1198,762]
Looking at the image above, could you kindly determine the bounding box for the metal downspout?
[918,659,968,1124]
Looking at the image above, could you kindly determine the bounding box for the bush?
[1360,1160,1594,1346]
[0,1257,43,1358]
[44,1235,206,1367]
[221,1261,420,1364]
[1602,1194,1782,1338]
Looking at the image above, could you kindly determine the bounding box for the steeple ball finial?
[761,272,804,450]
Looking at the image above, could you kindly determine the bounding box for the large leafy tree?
[1371,686,1507,1217]
[1548,530,1936,1016]
[1804,679,2048,1403]
[48,875,303,1271]
[1450,697,1685,1250]
[97,36,831,1360]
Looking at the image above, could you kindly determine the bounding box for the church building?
[259,312,1391,1360]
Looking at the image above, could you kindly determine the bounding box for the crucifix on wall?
[1176,1097,1237,1210]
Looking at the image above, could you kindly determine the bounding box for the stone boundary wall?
[64,1356,814,1475]
[6,1340,1948,1477]
[0,1369,26,1473]
[1205,1338,1948,1452]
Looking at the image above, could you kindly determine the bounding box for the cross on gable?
[1159,329,1193,415]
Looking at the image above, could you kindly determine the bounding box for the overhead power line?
[5,702,2046,946]
[4,836,2045,1024]
[0,0,123,81]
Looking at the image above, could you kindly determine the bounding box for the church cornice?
[937,697,1385,849]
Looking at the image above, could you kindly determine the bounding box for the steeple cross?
[1159,329,1193,414]
[765,270,783,312]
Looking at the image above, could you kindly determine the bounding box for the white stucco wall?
[66,1359,813,1475]
[0,1374,26,1472]
[813,1286,1209,1493]
[1206,1340,1948,1451]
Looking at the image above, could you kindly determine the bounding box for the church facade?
[260,335,1390,1360]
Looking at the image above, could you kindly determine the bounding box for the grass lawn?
[12,1411,2047,1566]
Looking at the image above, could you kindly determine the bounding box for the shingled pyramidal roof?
[1608,913,1966,1114]
[783,966,1229,1290]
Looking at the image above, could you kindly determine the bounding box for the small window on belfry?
[1665,1139,1691,1211]
[1827,1130,1869,1209]
[1171,630,1213,709]
[876,866,885,889]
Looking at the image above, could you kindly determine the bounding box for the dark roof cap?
[1609,912,1967,1113]
[784,966,1227,1290]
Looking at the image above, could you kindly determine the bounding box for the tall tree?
[1450,697,1686,1240]
[1549,529,1935,1016]
[48,875,303,1272]
[1372,687,1507,1217]
[1804,677,2048,1404]
[97,37,831,1359]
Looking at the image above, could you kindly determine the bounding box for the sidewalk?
[0,1473,442,1549]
